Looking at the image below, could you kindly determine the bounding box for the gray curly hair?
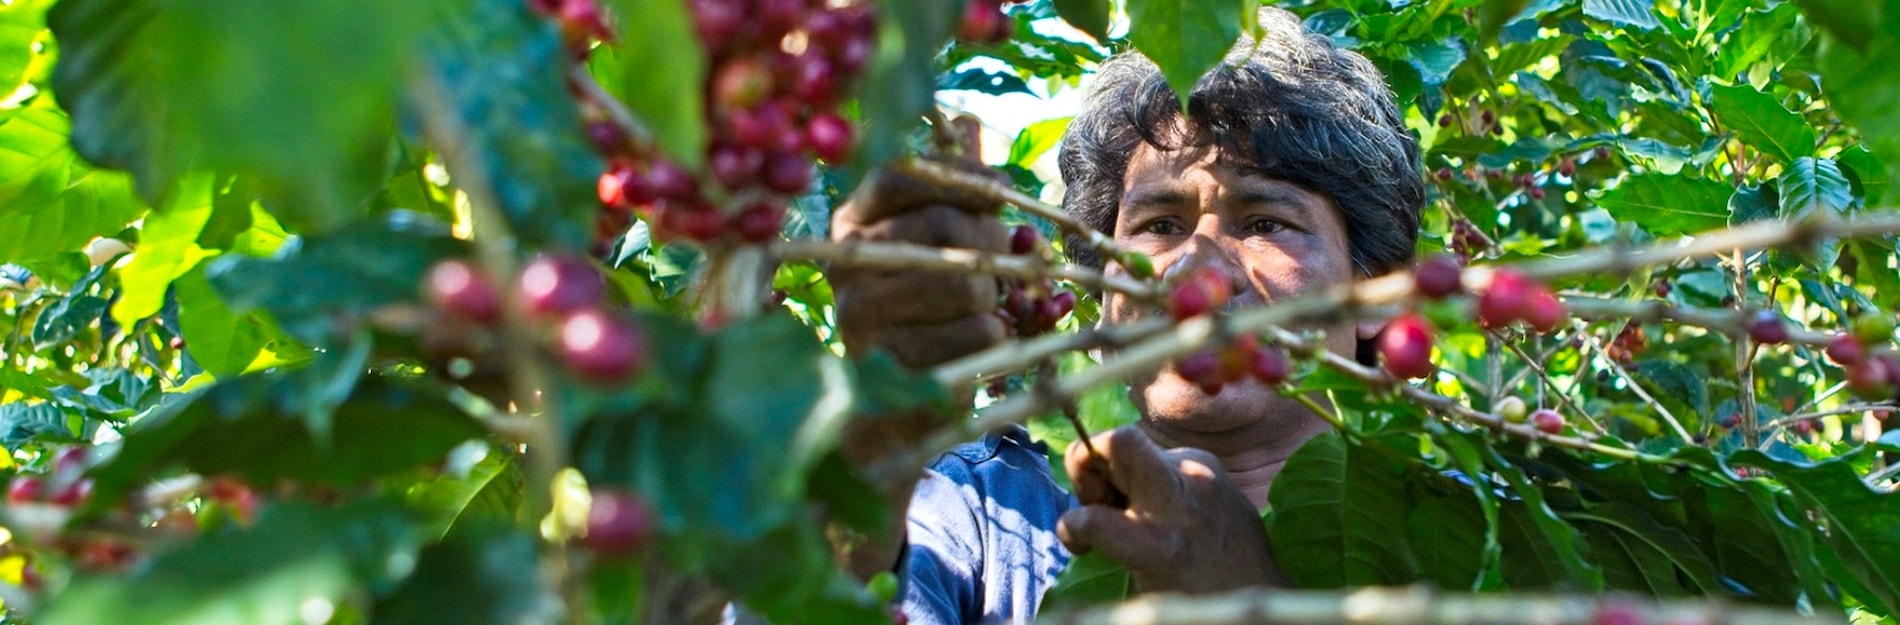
[1058,7,1425,278]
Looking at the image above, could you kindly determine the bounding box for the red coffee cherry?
[709,144,764,189]
[761,150,815,194]
[1414,255,1462,299]
[426,259,503,324]
[1009,225,1040,255]
[1049,290,1077,319]
[1745,310,1788,345]
[1479,269,1535,329]
[790,54,840,104]
[586,120,629,156]
[519,255,606,316]
[1531,409,1565,434]
[804,112,856,163]
[1249,344,1291,385]
[957,0,1006,43]
[678,205,728,241]
[712,57,775,111]
[1176,350,1223,395]
[689,0,745,52]
[559,309,648,381]
[1525,288,1566,334]
[645,160,700,202]
[1379,313,1437,379]
[1827,334,1868,366]
[584,488,655,559]
[50,478,92,507]
[733,202,785,243]
[1847,355,1897,399]
[7,476,44,504]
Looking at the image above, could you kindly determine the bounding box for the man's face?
[1102,142,1367,435]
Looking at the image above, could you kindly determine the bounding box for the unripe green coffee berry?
[1496,396,1528,423]
[1121,252,1155,280]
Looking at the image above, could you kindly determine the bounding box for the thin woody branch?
[1038,586,1838,625]
[892,158,1136,270]
[772,240,1162,302]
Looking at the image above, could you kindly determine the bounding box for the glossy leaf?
[370,524,549,625]
[1709,83,1815,166]
[1583,0,1663,29]
[1734,450,1900,614]
[111,174,215,328]
[0,104,146,264]
[1126,0,1247,108]
[1591,172,1734,235]
[1265,431,1424,587]
[1052,0,1112,43]
[1777,156,1853,216]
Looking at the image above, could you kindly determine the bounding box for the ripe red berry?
[1531,409,1564,434]
[559,0,609,41]
[1435,167,1452,182]
[756,0,805,39]
[559,309,648,381]
[50,478,92,507]
[1793,419,1814,435]
[54,446,87,478]
[1653,279,1671,298]
[733,203,785,243]
[584,488,655,559]
[1169,280,1212,321]
[804,113,856,162]
[833,35,873,75]
[1249,345,1291,385]
[678,205,728,241]
[806,10,852,52]
[1379,313,1437,379]
[1525,288,1566,334]
[586,120,629,156]
[958,0,1006,43]
[1827,334,1868,365]
[1050,290,1076,318]
[645,161,700,202]
[709,144,764,188]
[1437,114,1452,127]
[1176,350,1221,394]
[598,168,631,208]
[1479,270,1535,329]
[712,57,775,111]
[1847,355,1897,399]
[170,336,186,350]
[761,150,815,193]
[519,255,605,316]
[689,0,745,52]
[1010,225,1039,255]
[7,476,44,504]
[1414,255,1462,299]
[426,260,503,323]
[1745,310,1788,344]
[1558,157,1576,177]
[1529,185,1546,200]
[791,54,840,104]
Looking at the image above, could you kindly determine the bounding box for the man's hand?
[831,194,1009,369]
[1058,426,1288,594]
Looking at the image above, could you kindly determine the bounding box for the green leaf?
[1487,449,1606,589]
[1405,39,1467,87]
[1838,145,1889,204]
[0,401,77,450]
[938,66,1034,96]
[0,104,147,263]
[1709,83,1816,165]
[1052,0,1112,43]
[1125,0,1247,109]
[48,0,425,232]
[1265,431,1424,587]
[1037,551,1132,614]
[41,500,423,625]
[89,376,488,506]
[112,174,215,328]
[1591,173,1734,235]
[1778,156,1854,216]
[207,215,466,344]
[370,523,548,625]
[599,0,706,169]
[1570,502,1720,596]
[1728,183,1777,225]
[1795,0,1880,51]
[1584,0,1663,29]
[1815,4,1900,198]
[1008,117,1073,170]
[851,1,958,184]
[1733,450,1900,615]
[1702,479,1835,607]
[173,266,305,377]
[419,0,601,250]
[1715,4,1801,78]
[404,444,523,537]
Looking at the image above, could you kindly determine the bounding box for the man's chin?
[1134,376,1285,435]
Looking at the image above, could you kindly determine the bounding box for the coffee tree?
[1,0,1897,623]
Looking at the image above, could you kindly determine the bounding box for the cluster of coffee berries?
[598,1,875,248]
[1477,269,1566,333]
[1604,322,1647,365]
[956,0,1016,44]
[8,446,94,510]
[998,226,1077,335]
[1175,335,1293,395]
[1492,395,1566,434]
[582,487,655,559]
[1168,267,1232,321]
[1447,220,1487,265]
[425,255,649,382]
[1827,313,1900,401]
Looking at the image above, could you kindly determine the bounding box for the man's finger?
[835,270,999,325]
[843,313,1007,369]
[1057,506,1171,571]
[1064,440,1118,507]
[1089,426,1186,507]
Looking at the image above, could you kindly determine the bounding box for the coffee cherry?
[805,113,856,163]
[1050,290,1077,319]
[1529,185,1546,200]
[761,150,815,194]
[757,0,805,39]
[678,205,728,241]
[598,168,633,208]
[833,35,873,75]
[733,202,785,243]
[1852,313,1895,345]
[1479,269,1534,329]
[645,161,700,202]
[1379,313,1436,379]
[1525,288,1566,334]
[806,9,852,52]
[1558,157,1576,177]
[1169,280,1213,321]
[170,336,186,350]
[1176,350,1222,394]
[7,476,44,504]
[54,446,88,478]
[712,57,775,111]
[1653,279,1671,298]
[50,478,92,507]
[559,309,648,381]
[1249,345,1291,385]
[1121,252,1155,279]
[1827,334,1868,366]
[1793,419,1814,435]
[519,255,606,316]
[1437,114,1453,127]
[791,55,840,104]
[1435,167,1453,182]
[584,488,655,559]
[1745,310,1788,345]
[586,120,629,156]
[1531,409,1564,434]
[689,0,745,52]
[709,144,764,188]
[1414,255,1462,299]
[559,0,609,41]
[1847,355,1897,399]
[426,260,503,324]
[1217,340,1253,383]
[958,0,1006,43]
[1010,225,1040,255]
[1496,396,1528,423]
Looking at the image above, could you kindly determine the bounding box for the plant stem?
[1568,318,1695,444]
[892,158,1133,268]
[1497,339,1605,435]
[771,239,1162,302]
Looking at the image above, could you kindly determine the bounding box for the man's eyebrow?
[1230,187,1319,214]
[1122,187,1191,210]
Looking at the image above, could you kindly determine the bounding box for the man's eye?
[1142,220,1185,235]
[1246,219,1287,235]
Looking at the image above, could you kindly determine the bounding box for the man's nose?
[1164,229,1249,299]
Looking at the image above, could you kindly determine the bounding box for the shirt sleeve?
[899,464,985,625]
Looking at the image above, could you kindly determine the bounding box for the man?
[831,7,1425,623]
